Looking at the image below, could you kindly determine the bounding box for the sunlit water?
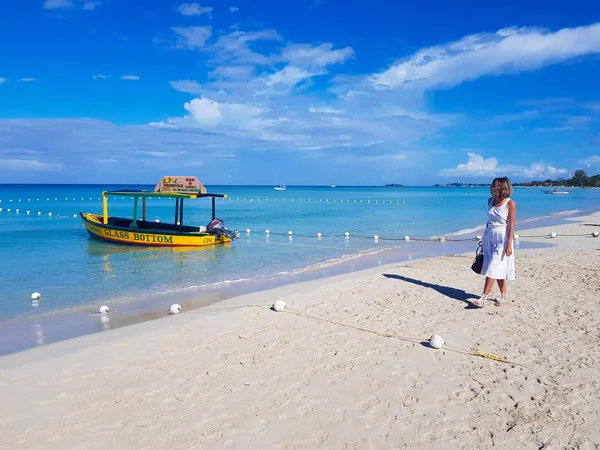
[1,184,598,354]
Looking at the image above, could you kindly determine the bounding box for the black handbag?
[471,242,484,274]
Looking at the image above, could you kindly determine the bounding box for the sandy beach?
[1,213,599,450]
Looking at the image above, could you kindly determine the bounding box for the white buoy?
[344,232,350,237]
[273,299,286,312]
[592,231,600,238]
[246,228,251,233]
[513,233,520,240]
[317,232,322,238]
[429,334,445,349]
[31,292,41,300]
[265,229,270,234]
[374,235,379,240]
[170,304,181,314]
[99,305,110,314]
[476,235,482,241]
[48,212,52,216]
[288,231,293,236]
[7,208,11,212]
[73,214,77,218]
[404,235,410,241]
[439,237,446,242]
[550,232,557,238]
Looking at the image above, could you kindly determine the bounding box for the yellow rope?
[107,302,528,367]
[283,307,528,367]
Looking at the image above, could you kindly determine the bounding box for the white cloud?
[0,77,6,84]
[209,65,254,80]
[266,66,313,87]
[176,3,213,16]
[18,78,36,82]
[282,43,354,68]
[582,155,600,167]
[172,26,212,50]
[583,102,600,112]
[309,107,345,114]
[520,162,569,178]
[183,97,268,130]
[121,75,141,80]
[170,80,203,95]
[82,0,101,10]
[370,23,600,90]
[209,29,282,65]
[92,74,111,79]
[340,152,407,164]
[535,126,574,132]
[229,6,239,12]
[43,0,101,10]
[44,0,73,9]
[0,159,63,171]
[439,152,568,179]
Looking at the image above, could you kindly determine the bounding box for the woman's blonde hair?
[491,177,513,200]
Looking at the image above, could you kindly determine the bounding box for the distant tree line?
[515,169,600,188]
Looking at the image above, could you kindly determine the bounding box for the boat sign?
[154,176,207,194]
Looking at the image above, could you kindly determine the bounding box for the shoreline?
[0,212,598,448]
[0,207,596,357]
[1,210,598,365]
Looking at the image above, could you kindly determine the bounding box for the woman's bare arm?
[505,200,516,256]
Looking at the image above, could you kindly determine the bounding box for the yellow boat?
[80,176,239,247]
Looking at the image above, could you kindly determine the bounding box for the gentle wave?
[443,224,487,237]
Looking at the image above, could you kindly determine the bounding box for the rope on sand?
[93,302,528,368]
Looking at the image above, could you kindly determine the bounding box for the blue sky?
[1,0,600,185]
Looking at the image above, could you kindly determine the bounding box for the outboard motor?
[206,218,240,241]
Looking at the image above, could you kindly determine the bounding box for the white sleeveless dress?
[481,198,515,280]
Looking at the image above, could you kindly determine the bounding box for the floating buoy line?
[0,197,407,204]
[1,206,598,241]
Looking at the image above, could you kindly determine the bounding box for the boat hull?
[80,213,230,247]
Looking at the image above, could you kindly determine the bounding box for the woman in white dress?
[472,177,516,307]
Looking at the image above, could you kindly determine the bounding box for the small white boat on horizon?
[543,188,570,195]
[274,185,286,191]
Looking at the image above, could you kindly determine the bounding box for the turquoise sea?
[1,184,599,355]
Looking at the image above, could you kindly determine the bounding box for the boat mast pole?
[142,197,147,222]
[133,196,138,230]
[212,197,216,220]
[174,197,179,225]
[102,192,108,225]
[179,199,184,228]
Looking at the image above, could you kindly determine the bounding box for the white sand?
[1,213,599,449]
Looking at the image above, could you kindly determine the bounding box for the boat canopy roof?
[103,190,226,199]
[103,176,225,199]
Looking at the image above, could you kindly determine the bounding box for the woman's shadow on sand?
[382,274,480,309]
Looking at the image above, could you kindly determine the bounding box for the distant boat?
[274,185,286,191]
[543,188,570,195]
[330,184,336,188]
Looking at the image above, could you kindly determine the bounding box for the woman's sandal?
[495,293,508,306]
[471,294,488,308]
